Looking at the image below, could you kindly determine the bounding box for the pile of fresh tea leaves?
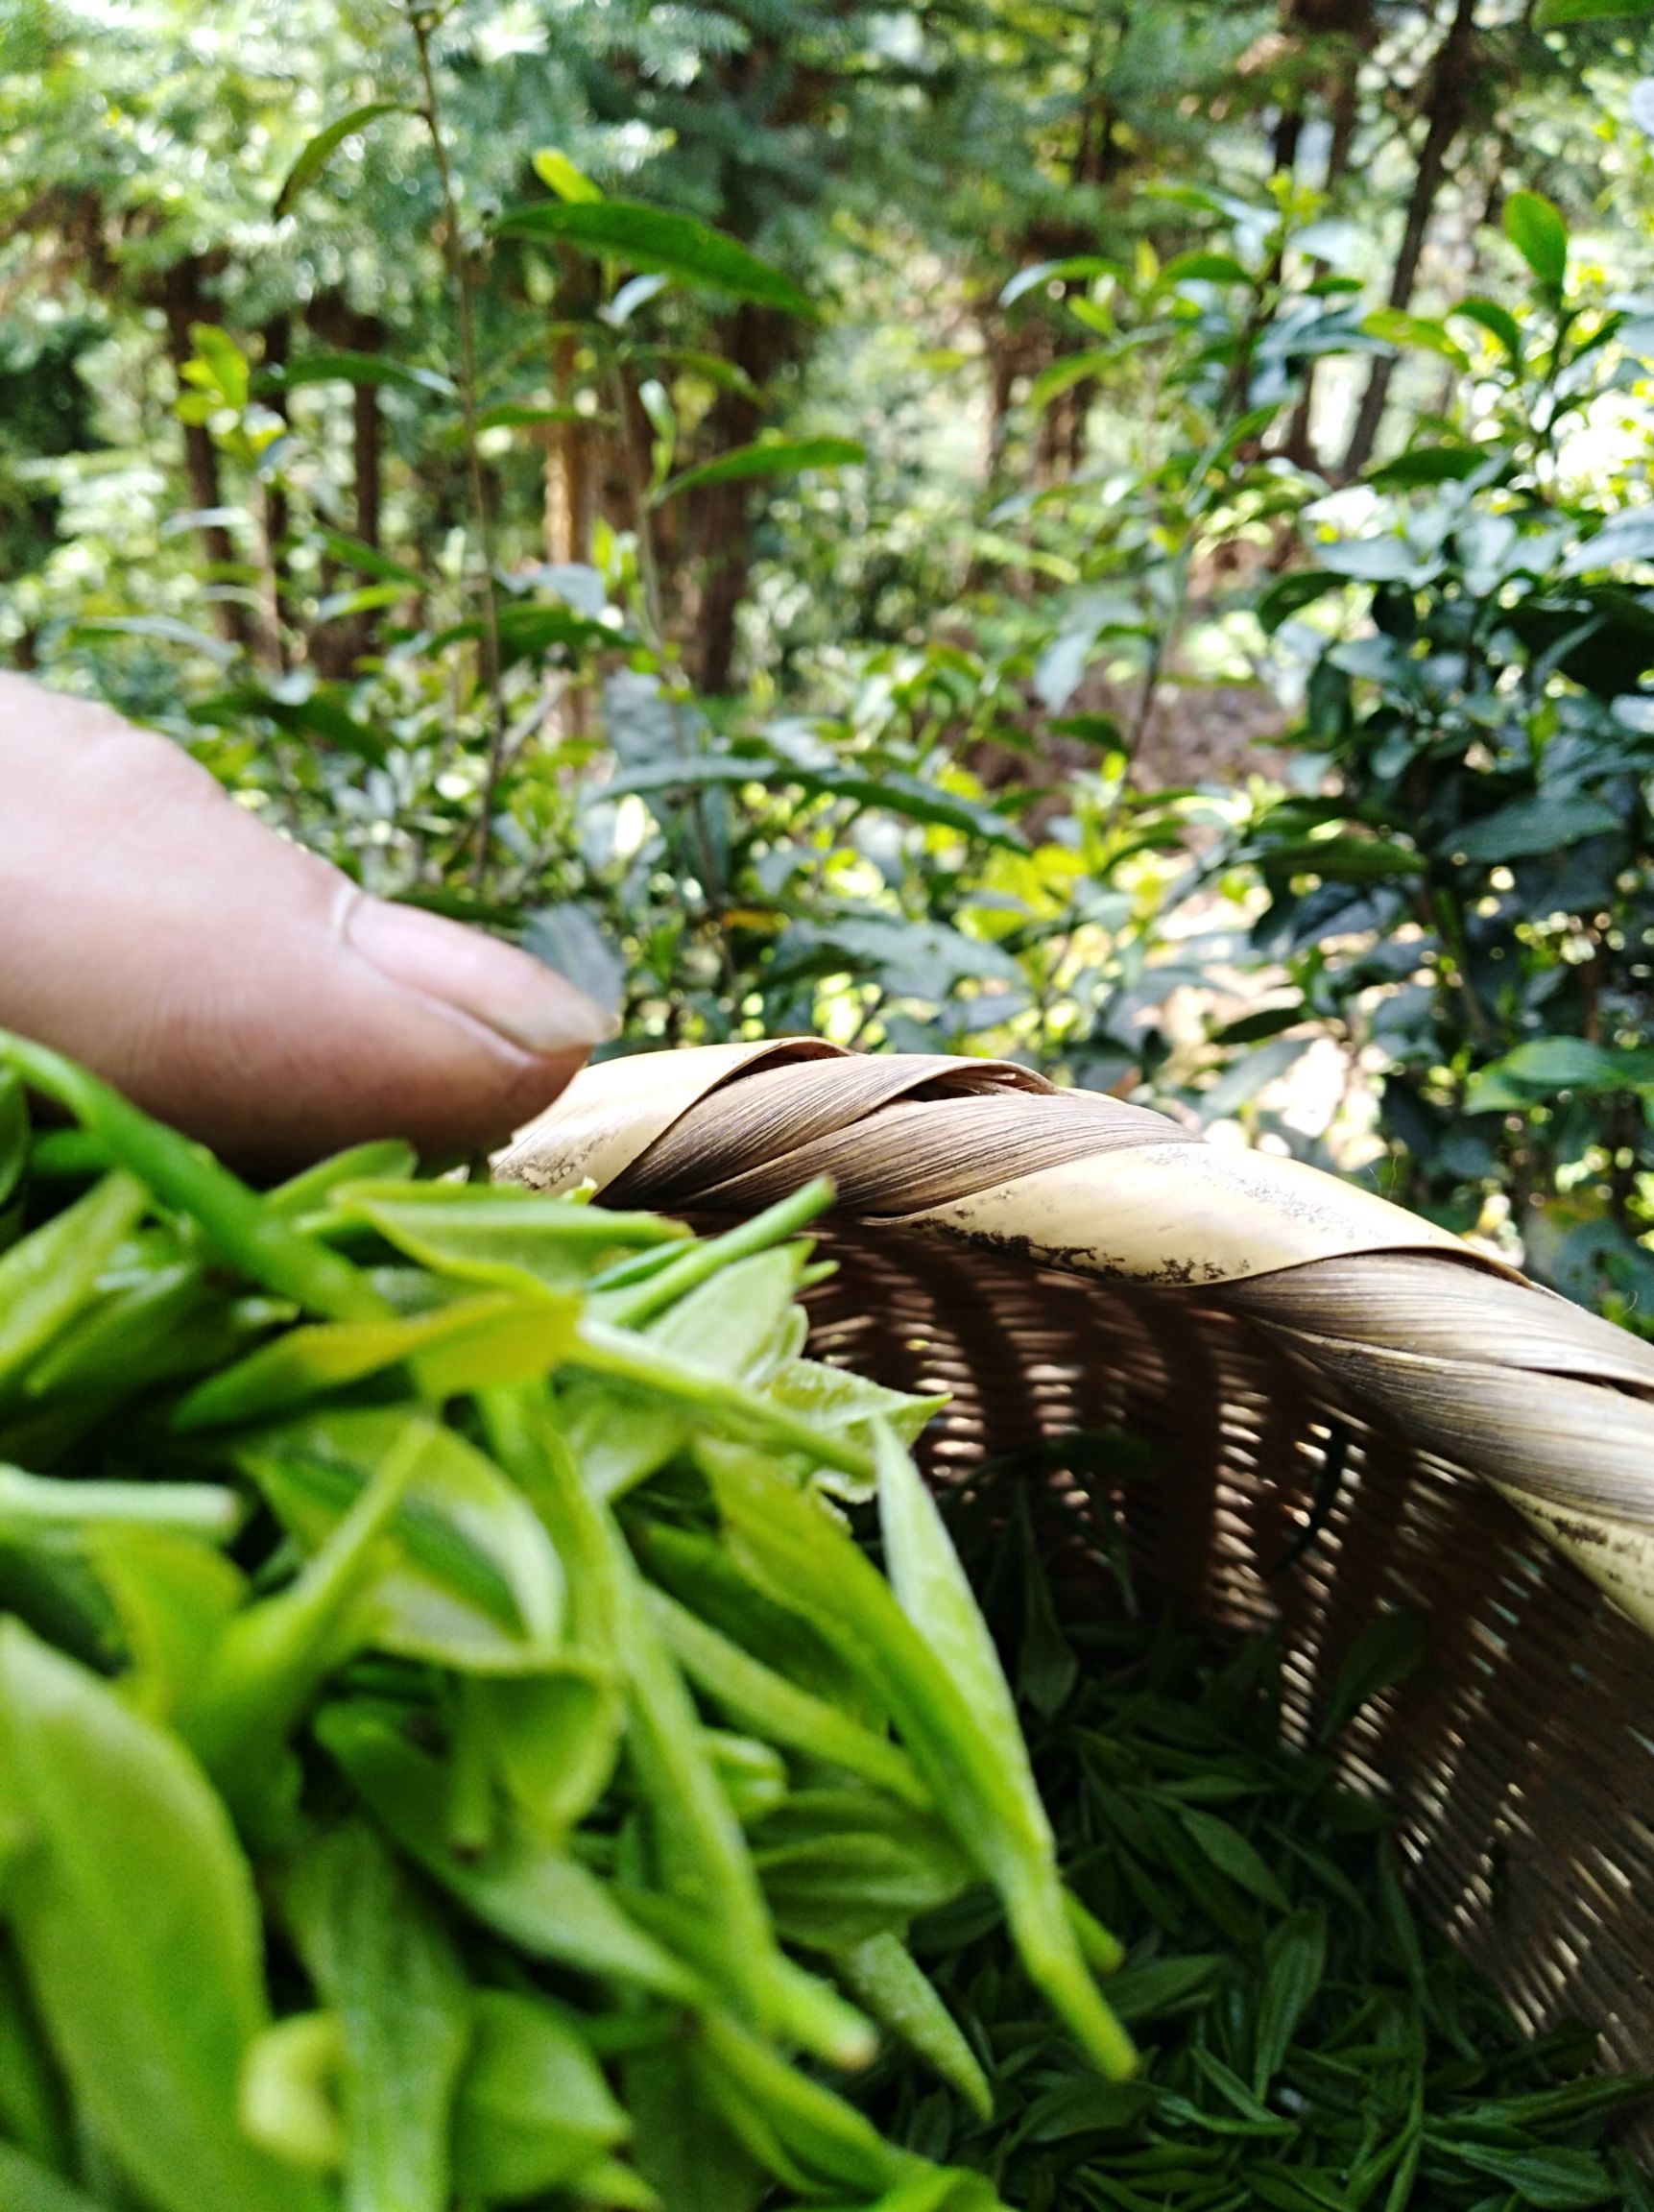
[861,1488,1652,2210]
[0,1033,1642,2212]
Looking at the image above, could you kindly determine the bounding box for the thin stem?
[406,4,509,886]
[1102,546,1187,844]
[594,1176,834,1330]
[601,337,742,1012]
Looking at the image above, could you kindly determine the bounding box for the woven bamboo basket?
[498,1036,1654,2084]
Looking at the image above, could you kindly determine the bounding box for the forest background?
[3,0,1654,1323]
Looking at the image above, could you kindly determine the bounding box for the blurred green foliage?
[3,0,1654,1314]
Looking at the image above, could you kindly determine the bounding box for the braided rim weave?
[495,1040,1654,1636]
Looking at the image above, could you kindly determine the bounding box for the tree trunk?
[1325,47,1361,181]
[544,248,596,576]
[305,297,386,673]
[160,258,252,652]
[258,312,292,669]
[1340,0,1479,477]
[349,311,385,554]
[1276,4,1373,472]
[542,330,591,568]
[683,302,790,697]
[1272,107,1305,179]
[542,324,593,738]
[1266,84,1308,460]
[966,308,1048,594]
[345,343,385,669]
[981,314,1023,490]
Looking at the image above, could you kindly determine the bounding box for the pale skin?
[0,673,607,1168]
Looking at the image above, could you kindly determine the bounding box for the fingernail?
[347,897,614,1056]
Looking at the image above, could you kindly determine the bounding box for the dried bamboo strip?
[492,1036,841,1195]
[605,1054,1054,1208]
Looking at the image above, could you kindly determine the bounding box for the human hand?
[0,674,609,1169]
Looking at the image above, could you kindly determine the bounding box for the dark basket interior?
[791,1219,1654,2090]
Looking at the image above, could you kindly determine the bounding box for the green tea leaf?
[636,1521,881,1723]
[606,1520,783,2024]
[1534,0,1652,27]
[531,147,604,202]
[274,101,404,217]
[831,1934,992,2118]
[0,1465,239,1541]
[1444,2141,1619,2207]
[591,1181,829,1329]
[0,1173,148,1396]
[0,2140,108,2212]
[328,1182,681,1296]
[707,1431,1133,2078]
[1251,1908,1326,2091]
[1173,1808,1290,1912]
[1450,296,1525,360]
[239,2012,345,2175]
[85,1528,247,1723]
[175,1290,578,1430]
[239,1407,564,1671]
[1163,250,1253,284]
[0,1034,388,1325]
[178,1416,433,1817]
[286,1823,470,2212]
[1017,2076,1149,2142]
[474,1665,624,1839]
[1258,834,1425,881]
[452,1991,629,2200]
[767,1359,948,1471]
[302,541,425,601]
[1016,1495,1080,1719]
[658,436,864,504]
[624,2040,765,2212]
[1318,1611,1426,1742]
[1504,191,1569,293]
[0,1072,26,1212]
[263,351,455,397]
[1450,793,1619,862]
[316,1703,700,1999]
[563,2153,660,2208]
[751,1789,975,1947]
[999,252,1121,305]
[493,200,815,318]
[707,1728,789,1824]
[0,1623,325,2212]
[1099,1953,1226,2024]
[1364,445,1489,490]
[573,1319,875,1485]
[1361,309,1470,368]
[568,1248,811,1498]
[875,1427,1134,2077]
[0,1935,69,2172]
[22,1263,259,1420]
[647,1587,930,1809]
[691,2010,915,2198]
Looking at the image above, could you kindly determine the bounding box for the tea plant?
[1212,197,1654,1314]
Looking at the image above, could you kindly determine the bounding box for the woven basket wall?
[499,1037,1654,2085]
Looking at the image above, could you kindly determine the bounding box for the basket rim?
[496,1038,1654,1638]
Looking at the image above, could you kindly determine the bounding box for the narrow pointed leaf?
[275,102,405,218]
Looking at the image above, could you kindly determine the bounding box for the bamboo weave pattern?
[500,1038,1654,1635]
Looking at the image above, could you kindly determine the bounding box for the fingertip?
[0,678,617,1172]
[344,894,615,1060]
